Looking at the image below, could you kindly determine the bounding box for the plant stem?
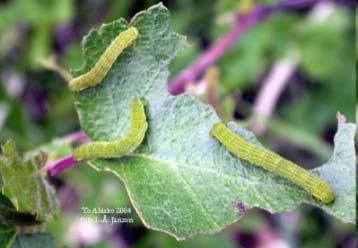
[44,130,87,176]
[44,155,78,177]
[60,130,88,144]
[168,6,270,95]
[251,51,300,135]
[168,0,321,95]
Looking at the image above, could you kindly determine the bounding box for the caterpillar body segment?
[73,98,147,160]
[210,123,334,204]
[69,27,139,92]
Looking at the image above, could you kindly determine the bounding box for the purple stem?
[45,155,78,177]
[44,130,87,177]
[275,0,322,10]
[60,130,88,143]
[168,6,270,95]
[168,0,321,95]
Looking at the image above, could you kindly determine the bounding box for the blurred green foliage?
[0,0,73,67]
[0,0,355,247]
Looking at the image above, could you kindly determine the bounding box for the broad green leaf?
[0,141,59,222]
[72,4,356,240]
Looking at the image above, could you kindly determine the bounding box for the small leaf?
[0,207,40,227]
[0,204,41,226]
[26,138,73,162]
[11,233,56,248]
[0,192,15,209]
[0,228,16,248]
[72,4,356,240]
[0,141,59,222]
[0,193,16,248]
[0,193,54,248]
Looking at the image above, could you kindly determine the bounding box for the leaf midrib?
[124,153,222,229]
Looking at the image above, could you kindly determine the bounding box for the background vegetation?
[0,0,355,247]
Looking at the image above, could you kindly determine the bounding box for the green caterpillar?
[210,122,334,204]
[73,98,148,161]
[69,27,138,92]
[69,22,333,204]
[69,26,147,160]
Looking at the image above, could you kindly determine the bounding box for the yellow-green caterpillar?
[73,98,148,160]
[69,26,147,160]
[69,27,139,92]
[210,123,334,204]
